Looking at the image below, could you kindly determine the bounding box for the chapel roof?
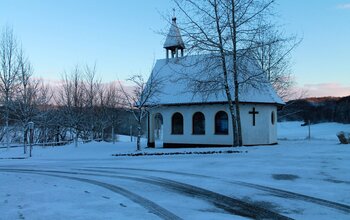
[163,17,185,50]
[145,54,285,106]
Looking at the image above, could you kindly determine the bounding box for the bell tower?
[163,16,185,60]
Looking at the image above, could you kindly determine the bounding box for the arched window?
[192,112,205,135]
[271,111,275,125]
[172,112,183,134]
[215,111,228,134]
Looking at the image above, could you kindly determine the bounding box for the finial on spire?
[172,8,177,22]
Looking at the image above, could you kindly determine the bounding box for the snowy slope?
[278,121,350,141]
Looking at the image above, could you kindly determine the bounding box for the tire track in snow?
[74,168,293,219]
[87,166,350,214]
[0,169,182,220]
[147,176,292,220]
[0,168,292,219]
[234,181,350,214]
[86,166,208,178]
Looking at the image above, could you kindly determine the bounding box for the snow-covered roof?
[163,17,185,49]
[145,54,285,106]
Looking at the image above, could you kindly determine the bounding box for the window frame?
[171,112,184,135]
[192,112,205,135]
[215,111,229,135]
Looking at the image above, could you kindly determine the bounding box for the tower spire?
[163,13,185,60]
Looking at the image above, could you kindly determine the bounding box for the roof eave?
[145,101,285,108]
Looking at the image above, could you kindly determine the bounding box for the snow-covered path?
[0,167,294,219]
[1,156,349,220]
[1,122,350,219]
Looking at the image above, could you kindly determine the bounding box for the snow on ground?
[278,121,350,141]
[0,122,350,219]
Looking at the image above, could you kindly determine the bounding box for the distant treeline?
[278,96,350,124]
[0,105,140,145]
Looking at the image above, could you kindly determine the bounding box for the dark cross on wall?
[249,107,259,126]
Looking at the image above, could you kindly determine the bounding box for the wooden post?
[28,122,34,157]
[130,125,133,142]
[308,120,311,140]
[23,126,26,154]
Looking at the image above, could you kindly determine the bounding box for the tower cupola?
[163,16,185,60]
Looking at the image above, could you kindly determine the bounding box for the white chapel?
[145,17,285,148]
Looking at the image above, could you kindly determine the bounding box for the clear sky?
[1,0,349,97]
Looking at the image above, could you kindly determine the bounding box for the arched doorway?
[154,113,163,140]
[148,112,164,148]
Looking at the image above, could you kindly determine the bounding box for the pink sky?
[297,83,350,98]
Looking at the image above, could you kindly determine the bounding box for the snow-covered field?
[0,122,349,219]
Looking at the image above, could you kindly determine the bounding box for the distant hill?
[278,95,350,124]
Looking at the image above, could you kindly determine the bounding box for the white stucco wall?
[149,103,278,147]
[239,104,278,145]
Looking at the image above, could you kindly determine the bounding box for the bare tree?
[173,0,285,146]
[56,66,85,147]
[102,83,122,143]
[51,64,124,146]
[83,63,100,140]
[0,26,54,151]
[94,86,110,141]
[252,28,300,99]
[12,77,52,153]
[12,48,32,153]
[119,72,161,151]
[0,26,21,148]
[11,50,37,153]
[31,82,53,145]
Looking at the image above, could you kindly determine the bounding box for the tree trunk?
[231,0,242,146]
[74,130,78,147]
[112,125,115,144]
[5,104,9,149]
[234,86,242,146]
[101,128,104,142]
[233,46,242,146]
[213,1,238,146]
[45,127,48,144]
[29,128,33,157]
[23,127,27,154]
[56,126,60,143]
[90,127,94,141]
[136,125,141,151]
